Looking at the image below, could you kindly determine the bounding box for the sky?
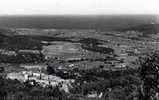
[0,0,158,15]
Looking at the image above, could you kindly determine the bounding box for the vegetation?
[80,38,114,54]
[118,24,159,36]
[139,52,159,100]
[0,77,68,100]
[0,53,45,63]
[46,51,159,100]
[1,26,159,100]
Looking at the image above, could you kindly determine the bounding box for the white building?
[7,71,74,93]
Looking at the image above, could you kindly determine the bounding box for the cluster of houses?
[7,71,74,93]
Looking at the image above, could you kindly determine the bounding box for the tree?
[139,51,159,100]
[0,77,7,98]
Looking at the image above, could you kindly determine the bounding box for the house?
[87,91,103,98]
[87,91,98,98]
[115,63,127,69]
[69,64,75,68]
[66,58,82,62]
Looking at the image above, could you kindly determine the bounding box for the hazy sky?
[0,0,158,15]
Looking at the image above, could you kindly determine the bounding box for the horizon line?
[0,14,158,16]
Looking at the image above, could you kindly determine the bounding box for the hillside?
[118,24,159,35]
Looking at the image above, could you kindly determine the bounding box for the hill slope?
[118,24,159,35]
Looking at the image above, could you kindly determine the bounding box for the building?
[7,71,74,93]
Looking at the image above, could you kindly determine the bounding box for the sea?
[0,15,158,30]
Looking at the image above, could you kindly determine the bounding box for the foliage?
[0,77,68,100]
[139,51,159,100]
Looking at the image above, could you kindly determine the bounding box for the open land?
[0,23,159,100]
